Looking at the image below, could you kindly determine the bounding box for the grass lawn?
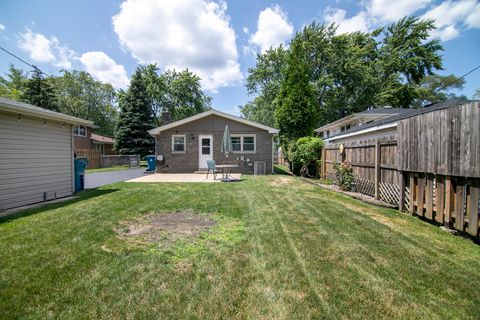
[1,175,480,319]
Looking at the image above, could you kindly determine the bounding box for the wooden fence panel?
[74,149,100,169]
[406,173,480,236]
[398,102,480,178]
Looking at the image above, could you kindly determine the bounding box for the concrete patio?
[126,173,242,183]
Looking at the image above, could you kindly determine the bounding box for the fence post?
[321,148,326,179]
[399,171,406,211]
[374,140,381,200]
[444,176,453,227]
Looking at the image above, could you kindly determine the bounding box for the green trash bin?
[74,158,88,191]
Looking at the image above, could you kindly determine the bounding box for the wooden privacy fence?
[320,101,480,237]
[75,149,101,169]
[405,174,479,237]
[101,155,140,168]
[321,135,400,205]
[74,150,140,169]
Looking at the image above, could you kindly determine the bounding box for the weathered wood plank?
[435,176,445,223]
[454,178,465,231]
[397,102,479,178]
[417,174,425,217]
[425,174,434,220]
[467,180,479,237]
[444,176,453,225]
[409,174,415,215]
[374,140,381,200]
[399,172,406,211]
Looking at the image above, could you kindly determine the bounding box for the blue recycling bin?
[74,158,88,192]
[145,155,157,172]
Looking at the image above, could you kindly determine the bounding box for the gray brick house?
[148,110,279,174]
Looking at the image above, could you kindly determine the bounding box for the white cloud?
[249,5,293,52]
[0,24,5,31]
[324,7,370,34]
[79,51,129,89]
[324,0,480,42]
[367,0,432,22]
[421,0,480,41]
[466,3,480,28]
[17,28,77,68]
[422,0,477,28]
[18,29,56,63]
[430,24,460,40]
[112,0,242,92]
[243,27,249,34]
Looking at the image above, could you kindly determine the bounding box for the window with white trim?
[172,135,186,153]
[230,135,256,153]
[74,125,86,137]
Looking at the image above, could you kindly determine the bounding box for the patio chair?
[206,160,220,180]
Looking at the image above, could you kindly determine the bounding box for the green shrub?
[288,137,323,176]
[333,160,353,191]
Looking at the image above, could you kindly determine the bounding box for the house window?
[74,125,86,137]
[231,135,256,153]
[93,143,105,154]
[231,136,241,151]
[172,135,186,153]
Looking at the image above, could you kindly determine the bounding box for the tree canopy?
[0,65,118,136]
[242,16,447,132]
[114,67,154,156]
[274,40,318,145]
[22,68,58,111]
[140,64,211,126]
[412,74,467,107]
[52,70,118,136]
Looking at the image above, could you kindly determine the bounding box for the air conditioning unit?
[254,161,266,175]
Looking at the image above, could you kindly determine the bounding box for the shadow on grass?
[0,188,119,224]
[273,164,291,175]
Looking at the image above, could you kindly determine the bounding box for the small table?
[215,164,239,182]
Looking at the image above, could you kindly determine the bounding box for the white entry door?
[198,135,213,169]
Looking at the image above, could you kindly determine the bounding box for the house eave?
[325,122,397,142]
[0,98,95,127]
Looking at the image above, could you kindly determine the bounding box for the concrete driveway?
[85,168,146,189]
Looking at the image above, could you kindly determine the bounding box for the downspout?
[271,134,276,174]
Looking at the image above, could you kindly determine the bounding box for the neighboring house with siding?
[73,125,116,155]
[148,109,279,174]
[315,107,409,140]
[319,100,471,145]
[0,97,93,211]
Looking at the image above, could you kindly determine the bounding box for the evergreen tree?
[22,68,58,111]
[274,41,318,147]
[115,68,154,156]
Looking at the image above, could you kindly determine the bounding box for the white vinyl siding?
[0,111,73,210]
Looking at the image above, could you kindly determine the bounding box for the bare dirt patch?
[270,176,292,187]
[117,210,217,246]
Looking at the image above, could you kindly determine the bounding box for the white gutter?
[0,99,95,127]
[325,122,397,142]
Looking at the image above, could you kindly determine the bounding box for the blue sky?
[1,0,479,115]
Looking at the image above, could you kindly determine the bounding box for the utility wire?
[433,63,480,93]
[0,45,52,77]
